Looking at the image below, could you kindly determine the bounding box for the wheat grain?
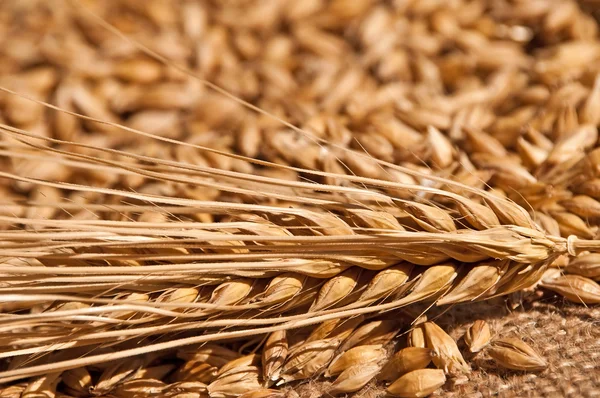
[377,347,434,382]
[463,320,492,354]
[90,357,144,396]
[261,330,288,384]
[486,337,547,372]
[171,362,218,384]
[328,363,382,395]
[565,253,600,279]
[540,274,600,304]
[279,339,337,384]
[60,367,92,397]
[325,345,385,377]
[238,389,289,398]
[162,381,209,397]
[386,368,446,398]
[207,366,262,398]
[423,322,470,374]
[112,378,167,398]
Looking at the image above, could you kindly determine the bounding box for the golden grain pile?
[0,0,600,397]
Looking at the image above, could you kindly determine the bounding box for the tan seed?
[329,363,382,395]
[261,273,305,304]
[565,253,600,279]
[172,361,218,383]
[90,358,144,395]
[209,279,254,306]
[280,339,338,383]
[423,322,470,374]
[162,381,208,396]
[338,319,400,352]
[207,366,262,398]
[325,345,385,377]
[427,126,455,168]
[177,344,240,367]
[262,330,288,383]
[357,263,413,303]
[21,373,61,398]
[112,378,166,397]
[487,337,547,371]
[396,264,458,306]
[0,384,25,398]
[452,197,501,230]
[378,347,434,382]
[306,316,364,343]
[309,267,361,311]
[158,288,199,312]
[541,274,600,304]
[61,367,92,396]
[560,195,600,218]
[133,364,176,381]
[387,369,446,398]
[437,260,507,305]
[464,320,492,353]
[238,388,288,398]
[407,325,426,349]
[218,354,260,377]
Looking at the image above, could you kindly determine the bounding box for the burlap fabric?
[293,300,600,397]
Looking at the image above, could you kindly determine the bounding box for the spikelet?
[261,274,306,304]
[309,267,361,311]
[177,345,240,368]
[207,366,262,398]
[21,373,61,398]
[329,363,382,395]
[238,389,290,398]
[438,260,507,305]
[158,288,199,312]
[61,367,93,397]
[395,265,458,306]
[90,358,144,396]
[218,354,261,377]
[112,379,167,397]
[262,330,288,383]
[565,254,600,279]
[279,339,338,383]
[357,263,414,303]
[325,345,385,377]
[423,322,470,374]
[133,364,176,381]
[209,279,254,306]
[338,319,401,352]
[171,362,218,383]
[306,316,364,343]
[0,384,26,398]
[162,381,208,397]
[540,274,600,304]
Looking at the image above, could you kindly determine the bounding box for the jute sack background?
[292,301,600,397]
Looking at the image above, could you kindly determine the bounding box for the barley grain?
[378,347,434,382]
[387,368,446,398]
[487,337,547,371]
[464,320,492,354]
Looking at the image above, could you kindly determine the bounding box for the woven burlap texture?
[289,300,600,398]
